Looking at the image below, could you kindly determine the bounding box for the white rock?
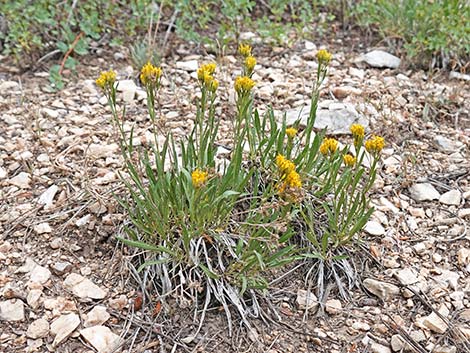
[50,313,80,346]
[27,289,43,309]
[457,248,470,265]
[64,273,107,299]
[371,342,392,353]
[325,299,342,315]
[80,326,122,353]
[390,335,406,351]
[362,50,401,69]
[348,67,365,80]
[0,166,7,179]
[30,264,51,285]
[116,80,137,92]
[121,89,136,103]
[364,221,385,236]
[27,318,49,339]
[395,268,419,286]
[40,108,59,119]
[449,71,470,81]
[33,222,52,234]
[409,183,440,202]
[176,60,198,72]
[16,258,38,273]
[439,190,461,206]
[423,312,447,333]
[352,321,370,331]
[0,299,25,321]
[88,143,119,158]
[363,278,400,300]
[83,306,110,327]
[38,184,59,207]
[285,102,368,134]
[304,40,316,50]
[434,135,462,153]
[8,172,31,188]
[0,80,20,92]
[296,289,318,311]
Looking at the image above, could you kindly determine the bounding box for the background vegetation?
[1,0,468,70]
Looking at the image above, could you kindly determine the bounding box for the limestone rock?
[362,50,400,69]
[26,318,49,339]
[296,289,318,311]
[285,102,368,134]
[423,312,448,334]
[0,299,25,321]
[83,306,110,327]
[395,268,419,286]
[8,172,31,189]
[457,248,470,265]
[439,190,461,206]
[115,80,137,92]
[64,273,107,299]
[364,221,385,236]
[51,313,80,346]
[80,326,122,353]
[30,264,51,284]
[325,299,342,315]
[33,223,52,235]
[371,342,392,353]
[409,183,440,202]
[363,278,400,300]
[37,184,59,208]
[176,60,198,71]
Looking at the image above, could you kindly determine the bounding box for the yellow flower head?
[275,155,295,175]
[191,169,208,188]
[197,63,217,90]
[238,43,252,57]
[320,138,338,156]
[285,170,302,188]
[245,56,256,73]
[96,70,117,90]
[234,76,255,93]
[140,62,162,86]
[285,127,298,139]
[316,49,332,65]
[350,124,365,139]
[343,154,356,167]
[365,136,385,154]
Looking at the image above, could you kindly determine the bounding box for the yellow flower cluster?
[286,127,298,139]
[197,63,218,92]
[365,136,385,154]
[234,76,255,93]
[96,70,116,90]
[316,49,332,65]
[350,123,365,148]
[140,62,163,86]
[320,137,338,156]
[276,155,302,193]
[191,169,208,188]
[343,154,356,167]
[350,124,365,139]
[275,155,295,175]
[245,56,256,75]
[238,43,252,57]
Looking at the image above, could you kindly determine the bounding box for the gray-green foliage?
[352,0,470,67]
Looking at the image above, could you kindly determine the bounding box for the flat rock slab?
[363,278,400,301]
[409,183,440,202]
[285,102,369,134]
[362,50,401,69]
[80,325,122,353]
[0,299,25,321]
[64,273,107,299]
[50,313,80,346]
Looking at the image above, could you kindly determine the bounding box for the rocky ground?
[0,34,469,353]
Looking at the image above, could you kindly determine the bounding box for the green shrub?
[95,46,383,331]
[352,0,470,68]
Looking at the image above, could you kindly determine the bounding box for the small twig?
[58,31,83,76]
